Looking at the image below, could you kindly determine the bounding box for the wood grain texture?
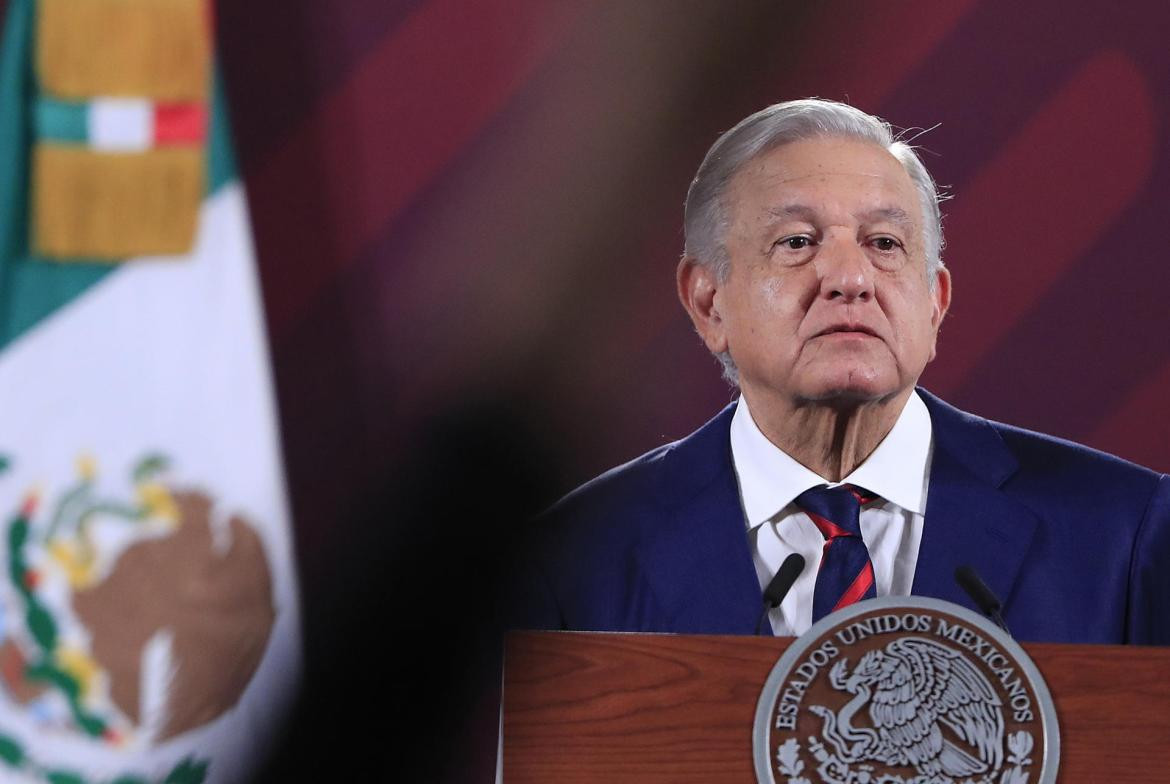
[503,631,1170,783]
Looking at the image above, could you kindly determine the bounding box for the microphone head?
[764,553,806,607]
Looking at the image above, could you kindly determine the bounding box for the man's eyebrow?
[764,205,916,228]
[859,206,915,229]
[765,204,818,221]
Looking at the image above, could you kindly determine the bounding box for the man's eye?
[779,236,812,250]
[872,237,901,251]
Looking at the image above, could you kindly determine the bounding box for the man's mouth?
[815,324,879,338]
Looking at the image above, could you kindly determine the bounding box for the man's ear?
[677,256,728,355]
[927,266,952,362]
[932,266,952,328]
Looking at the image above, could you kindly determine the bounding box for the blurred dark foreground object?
[251,399,563,784]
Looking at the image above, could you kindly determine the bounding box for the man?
[509,98,1170,644]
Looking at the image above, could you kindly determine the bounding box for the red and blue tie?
[794,484,878,623]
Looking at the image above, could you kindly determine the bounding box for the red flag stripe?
[154,103,206,145]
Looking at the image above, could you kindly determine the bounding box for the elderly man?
[510,98,1170,644]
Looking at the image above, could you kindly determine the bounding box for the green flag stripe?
[206,75,238,195]
[0,0,241,352]
[34,97,87,143]
[0,0,40,347]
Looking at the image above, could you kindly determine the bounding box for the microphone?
[756,553,806,635]
[955,565,1011,636]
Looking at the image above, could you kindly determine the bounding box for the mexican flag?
[0,1,301,782]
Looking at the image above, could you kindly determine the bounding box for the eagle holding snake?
[808,637,1005,781]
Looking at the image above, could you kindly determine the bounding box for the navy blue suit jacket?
[512,389,1170,644]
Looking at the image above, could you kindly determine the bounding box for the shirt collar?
[730,390,933,528]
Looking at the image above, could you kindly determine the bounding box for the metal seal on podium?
[753,596,1059,784]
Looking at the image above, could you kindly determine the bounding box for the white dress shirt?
[730,391,933,636]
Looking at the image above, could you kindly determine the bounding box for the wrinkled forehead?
[726,137,923,229]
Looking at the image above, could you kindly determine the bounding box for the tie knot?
[794,484,875,539]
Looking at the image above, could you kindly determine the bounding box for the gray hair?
[681,98,946,384]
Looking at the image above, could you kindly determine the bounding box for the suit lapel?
[913,390,1039,614]
[637,403,763,634]
[628,391,1041,634]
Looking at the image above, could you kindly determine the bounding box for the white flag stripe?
[0,184,300,783]
[88,98,152,151]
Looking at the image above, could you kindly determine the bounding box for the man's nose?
[816,237,874,303]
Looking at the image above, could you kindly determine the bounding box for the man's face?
[683,136,950,408]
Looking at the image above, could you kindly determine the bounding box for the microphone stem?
[756,605,773,636]
[990,609,1011,636]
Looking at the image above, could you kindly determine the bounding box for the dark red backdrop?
[223,2,1170,780]
[234,5,1170,779]
[223,0,1170,561]
[11,1,1170,781]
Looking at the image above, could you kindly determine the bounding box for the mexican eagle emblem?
[808,637,1004,780]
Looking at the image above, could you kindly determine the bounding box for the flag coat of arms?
[0,0,301,782]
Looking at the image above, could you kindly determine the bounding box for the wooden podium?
[502,631,1170,782]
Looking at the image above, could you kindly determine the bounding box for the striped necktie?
[794,484,878,623]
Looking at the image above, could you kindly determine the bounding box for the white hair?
[681,98,946,384]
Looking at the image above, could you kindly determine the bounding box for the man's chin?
[795,377,905,408]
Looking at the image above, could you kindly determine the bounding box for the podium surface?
[503,631,1170,782]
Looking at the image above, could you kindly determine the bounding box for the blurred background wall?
[210,1,1170,781]
[12,0,1165,781]
[222,0,1169,576]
